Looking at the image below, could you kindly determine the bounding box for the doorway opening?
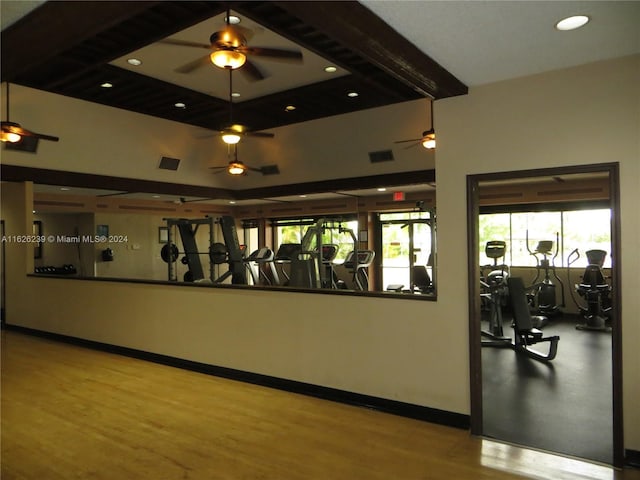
[466,163,623,467]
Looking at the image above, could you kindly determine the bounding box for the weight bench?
[508,276,560,362]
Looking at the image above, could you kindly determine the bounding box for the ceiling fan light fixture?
[1,122,22,143]
[228,161,246,175]
[222,132,241,144]
[210,50,246,69]
[421,130,436,149]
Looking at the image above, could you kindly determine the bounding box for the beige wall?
[34,212,94,275]
[1,55,638,450]
[437,55,639,449]
[0,84,434,190]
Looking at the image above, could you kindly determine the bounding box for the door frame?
[466,162,623,467]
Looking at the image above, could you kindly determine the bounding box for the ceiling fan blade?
[394,138,422,144]
[401,141,422,150]
[174,55,212,74]
[239,59,265,82]
[245,131,275,138]
[258,164,280,175]
[160,38,212,50]
[2,121,59,142]
[31,131,60,142]
[241,46,303,62]
[233,24,260,41]
[209,166,227,175]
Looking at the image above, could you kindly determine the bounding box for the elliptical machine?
[526,231,565,318]
[567,249,612,332]
[480,240,511,347]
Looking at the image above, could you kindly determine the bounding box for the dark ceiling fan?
[394,100,436,150]
[220,68,274,144]
[160,9,303,81]
[1,83,59,144]
[210,143,279,176]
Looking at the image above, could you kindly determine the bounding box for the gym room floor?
[482,313,614,465]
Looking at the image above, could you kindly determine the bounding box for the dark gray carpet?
[481,314,613,464]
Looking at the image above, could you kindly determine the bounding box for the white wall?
[1,55,638,451]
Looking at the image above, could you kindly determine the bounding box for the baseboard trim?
[2,323,470,430]
[626,449,640,468]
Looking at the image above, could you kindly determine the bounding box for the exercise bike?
[480,241,511,347]
[526,231,565,318]
[567,249,612,332]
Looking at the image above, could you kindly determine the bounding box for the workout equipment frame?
[507,276,560,362]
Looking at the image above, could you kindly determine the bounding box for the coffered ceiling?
[1,1,637,203]
[1,1,467,135]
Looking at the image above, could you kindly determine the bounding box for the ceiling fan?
[1,83,59,144]
[394,100,436,150]
[161,9,303,81]
[210,144,280,176]
[212,68,274,145]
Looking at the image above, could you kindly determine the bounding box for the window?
[272,217,359,263]
[479,208,611,268]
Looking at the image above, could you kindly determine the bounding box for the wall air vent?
[368,150,394,163]
[260,165,280,175]
[158,156,180,170]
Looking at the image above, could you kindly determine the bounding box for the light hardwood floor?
[1,330,638,480]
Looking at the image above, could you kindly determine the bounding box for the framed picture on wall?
[33,220,42,259]
[158,227,168,244]
[96,224,109,237]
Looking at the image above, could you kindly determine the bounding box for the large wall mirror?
[467,163,623,467]
[27,175,439,299]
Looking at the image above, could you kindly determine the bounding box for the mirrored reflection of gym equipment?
[526,231,565,318]
[244,247,279,286]
[567,248,612,332]
[381,211,436,294]
[284,218,375,291]
[480,240,511,347]
[288,218,325,288]
[332,222,374,291]
[160,216,246,284]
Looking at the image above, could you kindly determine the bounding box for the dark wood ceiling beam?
[1,1,163,82]
[272,1,468,99]
[238,170,437,200]
[1,164,435,202]
[0,165,234,200]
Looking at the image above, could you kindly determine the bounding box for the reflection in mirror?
[31,182,438,297]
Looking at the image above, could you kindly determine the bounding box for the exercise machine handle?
[567,248,580,267]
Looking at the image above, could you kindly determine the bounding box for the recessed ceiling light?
[299,195,307,198]
[324,66,337,73]
[174,102,186,109]
[347,91,359,98]
[226,15,241,25]
[60,187,71,191]
[127,58,142,66]
[152,195,160,199]
[377,188,386,192]
[229,200,237,204]
[555,15,590,31]
[231,92,241,98]
[101,82,113,88]
[285,105,296,111]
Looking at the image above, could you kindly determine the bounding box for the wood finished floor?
[1,330,638,480]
